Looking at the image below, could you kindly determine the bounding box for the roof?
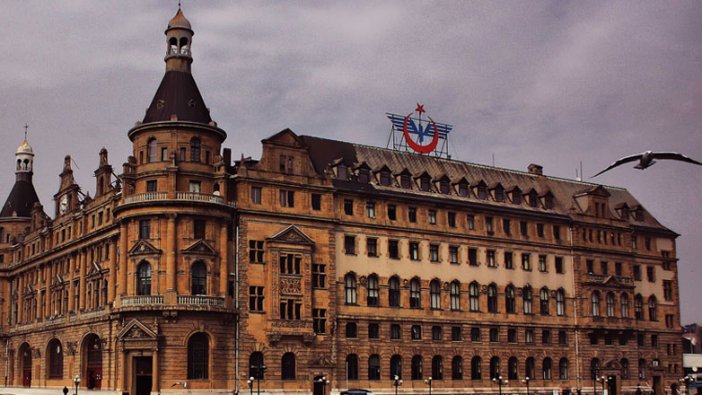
[299,135,671,231]
[167,8,192,31]
[0,180,39,218]
[16,139,33,155]
[142,71,212,124]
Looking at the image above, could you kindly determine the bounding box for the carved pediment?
[116,319,158,340]
[310,354,335,367]
[88,260,103,276]
[128,240,162,256]
[53,274,65,286]
[182,240,217,256]
[268,225,314,246]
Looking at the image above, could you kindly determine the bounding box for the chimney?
[528,163,543,175]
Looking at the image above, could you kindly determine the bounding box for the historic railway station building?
[0,8,683,395]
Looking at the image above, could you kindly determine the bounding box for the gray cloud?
[1,1,700,322]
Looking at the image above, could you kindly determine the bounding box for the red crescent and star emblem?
[402,103,440,154]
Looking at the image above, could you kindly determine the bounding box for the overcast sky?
[1,1,701,322]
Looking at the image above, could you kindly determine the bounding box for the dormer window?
[357,168,370,184]
[457,180,469,197]
[336,164,347,180]
[438,177,451,194]
[494,185,505,202]
[620,206,630,219]
[400,173,411,189]
[419,174,432,192]
[473,181,487,200]
[510,188,522,204]
[527,190,539,208]
[542,191,555,209]
[634,207,644,221]
[379,169,392,186]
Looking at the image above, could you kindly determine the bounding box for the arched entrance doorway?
[18,343,31,387]
[82,334,102,390]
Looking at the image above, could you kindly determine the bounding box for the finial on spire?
[178,0,181,10]
[24,123,28,140]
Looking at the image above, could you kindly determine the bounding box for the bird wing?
[651,152,702,166]
[591,154,643,178]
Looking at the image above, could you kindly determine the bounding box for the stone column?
[79,250,87,311]
[44,265,51,318]
[17,275,24,323]
[219,221,228,296]
[166,215,177,293]
[119,222,128,297]
[108,239,117,303]
[152,349,159,393]
[68,254,75,312]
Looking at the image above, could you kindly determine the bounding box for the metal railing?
[119,192,236,207]
[177,295,225,306]
[121,295,163,305]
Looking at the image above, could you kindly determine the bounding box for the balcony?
[119,192,236,208]
[121,295,163,305]
[584,273,634,287]
[177,295,224,307]
[116,294,230,313]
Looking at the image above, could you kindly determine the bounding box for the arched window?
[147,138,158,163]
[543,357,552,380]
[591,291,601,317]
[523,286,533,314]
[367,275,379,307]
[606,292,616,317]
[390,355,402,379]
[638,359,646,379]
[556,289,566,316]
[487,283,498,313]
[137,261,151,295]
[179,37,189,54]
[389,276,400,307]
[621,358,629,379]
[249,352,265,379]
[410,278,421,308]
[187,332,209,379]
[432,356,443,380]
[506,285,516,314]
[471,356,482,380]
[191,261,207,295]
[525,357,535,380]
[591,358,601,380]
[490,357,500,380]
[411,355,423,380]
[648,296,657,321]
[452,356,463,380]
[621,293,630,318]
[368,354,381,380]
[559,358,568,380]
[635,294,644,320]
[346,354,359,380]
[345,273,357,304]
[469,282,480,312]
[430,280,441,309]
[450,281,461,310]
[281,352,296,380]
[169,37,178,54]
[540,287,550,315]
[508,357,518,380]
[47,339,63,379]
[190,137,201,162]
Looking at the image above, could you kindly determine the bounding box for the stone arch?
[18,342,31,387]
[81,333,103,389]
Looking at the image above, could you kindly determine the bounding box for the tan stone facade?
[0,8,683,395]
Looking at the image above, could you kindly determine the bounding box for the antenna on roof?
[580,161,583,181]
[492,153,495,167]
[24,123,28,140]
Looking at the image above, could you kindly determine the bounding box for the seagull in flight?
[592,150,702,178]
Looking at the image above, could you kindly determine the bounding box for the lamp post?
[522,376,531,395]
[247,377,254,395]
[424,376,433,395]
[592,367,600,395]
[597,375,606,395]
[250,363,266,395]
[493,375,508,395]
[393,375,403,395]
[73,375,81,395]
[680,375,694,395]
[316,376,330,394]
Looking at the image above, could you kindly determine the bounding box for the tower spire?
[164,7,193,73]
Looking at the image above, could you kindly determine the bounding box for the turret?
[165,8,194,73]
[0,135,40,218]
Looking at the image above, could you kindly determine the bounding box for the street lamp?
[592,367,600,395]
[73,375,81,395]
[597,375,607,395]
[250,363,267,395]
[680,375,694,395]
[246,377,254,395]
[393,375,403,395]
[316,376,330,394]
[424,376,433,395]
[522,376,531,395]
[493,375,508,395]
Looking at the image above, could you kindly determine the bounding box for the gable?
[117,319,158,340]
[267,225,315,246]
[128,240,162,256]
[182,239,217,256]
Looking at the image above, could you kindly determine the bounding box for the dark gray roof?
[0,180,39,218]
[143,71,212,124]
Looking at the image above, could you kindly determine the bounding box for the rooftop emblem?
[386,104,452,158]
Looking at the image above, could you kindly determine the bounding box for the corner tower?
[0,136,40,218]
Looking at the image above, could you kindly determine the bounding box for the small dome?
[168,8,192,30]
[16,139,33,155]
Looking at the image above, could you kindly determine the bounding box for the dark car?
[340,390,374,395]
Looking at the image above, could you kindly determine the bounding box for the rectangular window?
[559,330,568,345]
[161,147,168,161]
[468,248,478,266]
[503,218,511,235]
[537,223,545,237]
[366,201,376,218]
[391,324,401,340]
[279,299,302,320]
[346,323,358,338]
[490,327,499,342]
[279,190,295,207]
[505,252,514,269]
[408,207,417,222]
[383,204,396,221]
[520,221,528,237]
[539,255,547,272]
[553,225,561,240]
[663,281,673,301]
[249,240,264,263]
[409,242,420,261]
[344,235,356,255]
[542,329,551,344]
[665,314,675,328]
[471,327,481,342]
[194,219,206,240]
[279,253,302,275]
[647,266,655,282]
[251,186,262,204]
[651,335,658,347]
[633,265,641,281]
[432,326,442,341]
[428,210,437,225]
[525,329,534,343]
[179,147,186,162]
[451,326,462,341]
[522,253,531,271]
[311,194,321,210]
[138,219,151,240]
[487,250,496,267]
[448,212,456,227]
[449,246,459,264]
[555,257,564,273]
[429,244,440,262]
[369,323,380,339]
[615,262,623,276]
[486,216,494,234]
[601,261,608,276]
[467,214,475,230]
[344,199,354,215]
[508,328,517,343]
[312,264,326,288]
[587,259,594,274]
[146,180,157,192]
[249,286,264,312]
[189,180,201,193]
[411,325,422,340]
[645,237,652,250]
[313,309,326,334]
[367,238,378,257]
[388,240,399,259]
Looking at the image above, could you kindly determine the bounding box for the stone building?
[0,7,683,395]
